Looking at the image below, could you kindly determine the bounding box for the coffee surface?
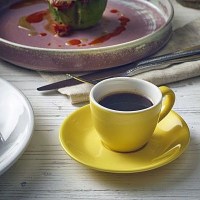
[99,92,153,111]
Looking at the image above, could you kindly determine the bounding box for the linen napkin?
[40,18,200,104]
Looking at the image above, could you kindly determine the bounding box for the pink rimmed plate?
[0,0,173,72]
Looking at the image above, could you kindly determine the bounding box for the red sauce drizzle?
[26,10,47,23]
[67,39,82,46]
[67,10,130,46]
[110,9,119,13]
[18,9,55,36]
[40,32,47,36]
[88,15,130,45]
[119,16,130,26]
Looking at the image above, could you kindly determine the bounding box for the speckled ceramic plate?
[59,105,190,173]
[0,77,34,175]
[0,0,173,72]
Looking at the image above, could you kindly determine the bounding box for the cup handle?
[158,86,175,122]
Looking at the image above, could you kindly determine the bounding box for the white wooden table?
[1,1,200,199]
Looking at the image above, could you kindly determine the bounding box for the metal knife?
[37,46,200,91]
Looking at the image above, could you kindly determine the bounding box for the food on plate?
[48,0,108,36]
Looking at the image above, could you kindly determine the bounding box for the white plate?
[0,77,34,175]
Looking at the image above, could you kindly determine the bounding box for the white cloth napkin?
[40,18,200,104]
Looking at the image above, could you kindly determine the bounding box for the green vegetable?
[48,0,107,30]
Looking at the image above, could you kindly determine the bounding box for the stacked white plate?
[0,77,34,175]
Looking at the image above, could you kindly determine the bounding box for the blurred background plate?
[0,77,34,175]
[0,0,173,72]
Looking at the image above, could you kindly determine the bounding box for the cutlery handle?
[125,54,200,76]
[136,49,200,66]
[75,46,200,82]
[79,54,200,85]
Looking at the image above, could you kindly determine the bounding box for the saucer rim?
[59,105,190,173]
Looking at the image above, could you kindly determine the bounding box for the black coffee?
[99,92,153,111]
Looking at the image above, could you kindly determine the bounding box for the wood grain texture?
[1,1,200,199]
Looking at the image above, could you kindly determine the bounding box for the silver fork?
[68,54,200,85]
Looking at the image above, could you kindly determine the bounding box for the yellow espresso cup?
[90,77,175,152]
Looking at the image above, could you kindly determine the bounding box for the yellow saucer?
[59,105,190,173]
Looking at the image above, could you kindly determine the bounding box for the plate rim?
[0,77,34,175]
